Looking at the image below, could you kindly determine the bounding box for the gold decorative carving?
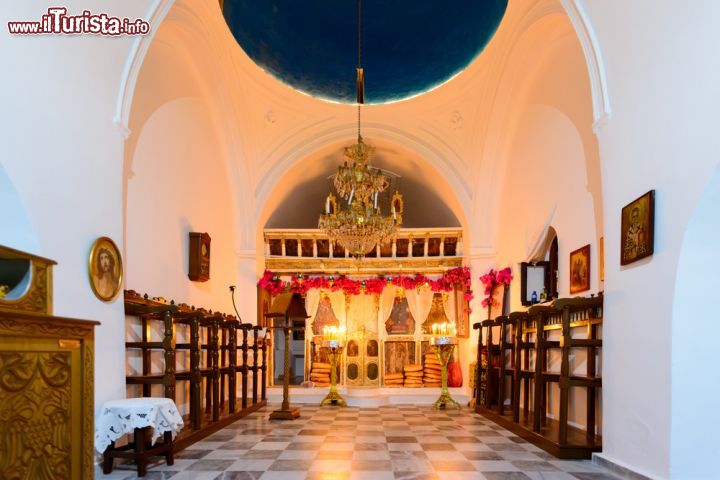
[59,339,81,349]
[265,257,462,273]
[0,352,72,480]
[83,343,94,480]
[0,312,97,479]
[0,318,93,339]
[0,245,56,316]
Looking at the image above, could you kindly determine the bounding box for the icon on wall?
[569,244,591,294]
[621,190,655,266]
[88,236,123,302]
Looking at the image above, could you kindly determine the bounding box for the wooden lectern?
[265,292,308,420]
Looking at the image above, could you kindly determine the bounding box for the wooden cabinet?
[0,312,98,480]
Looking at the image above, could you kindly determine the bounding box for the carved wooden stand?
[102,429,174,478]
[269,322,300,419]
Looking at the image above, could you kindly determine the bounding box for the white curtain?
[525,207,557,262]
[442,289,457,325]
[378,285,397,324]
[305,289,320,321]
[405,288,434,325]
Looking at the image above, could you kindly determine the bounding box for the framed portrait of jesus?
[88,236,122,302]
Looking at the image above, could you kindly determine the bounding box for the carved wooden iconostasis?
[263,279,469,389]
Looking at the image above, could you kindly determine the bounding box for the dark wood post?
[241,324,250,409]
[252,326,260,405]
[532,313,544,433]
[162,310,176,401]
[190,314,201,430]
[261,330,268,401]
[141,316,151,397]
[228,320,237,413]
[211,317,220,422]
[472,322,482,410]
[558,306,571,445]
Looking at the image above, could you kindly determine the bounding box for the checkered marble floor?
[96,404,619,480]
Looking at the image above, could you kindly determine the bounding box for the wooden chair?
[480,318,501,409]
[496,315,517,416]
[509,311,533,423]
[555,296,603,443]
[125,300,178,401]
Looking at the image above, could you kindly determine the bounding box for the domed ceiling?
[222,0,508,104]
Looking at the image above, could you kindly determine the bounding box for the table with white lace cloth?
[94,397,184,453]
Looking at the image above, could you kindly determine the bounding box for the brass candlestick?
[320,341,346,407]
[431,338,461,410]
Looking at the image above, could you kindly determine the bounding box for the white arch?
[114,0,175,139]
[254,122,472,231]
[670,164,720,478]
[560,0,612,131]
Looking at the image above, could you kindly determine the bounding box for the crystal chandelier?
[318,0,403,258]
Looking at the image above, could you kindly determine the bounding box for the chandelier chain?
[318,0,404,258]
[357,0,362,68]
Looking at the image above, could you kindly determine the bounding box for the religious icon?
[384,341,415,375]
[621,190,655,265]
[366,339,378,357]
[347,340,359,357]
[311,295,339,335]
[88,236,122,302]
[569,244,591,294]
[386,296,415,335]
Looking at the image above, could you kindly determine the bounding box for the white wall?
[580,1,720,477]
[670,165,720,479]
[3,3,720,477]
[490,29,602,432]
[124,21,240,315]
[0,1,154,411]
[0,165,38,252]
[126,97,238,312]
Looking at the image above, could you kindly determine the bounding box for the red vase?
[447,360,463,387]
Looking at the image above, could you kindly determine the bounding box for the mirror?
[0,257,32,300]
[520,261,550,306]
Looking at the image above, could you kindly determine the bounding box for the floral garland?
[479,267,513,308]
[258,267,475,313]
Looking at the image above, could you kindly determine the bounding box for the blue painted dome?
[223,0,508,104]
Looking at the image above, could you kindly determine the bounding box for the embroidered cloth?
[94,397,183,453]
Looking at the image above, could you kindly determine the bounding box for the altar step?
[267,386,471,407]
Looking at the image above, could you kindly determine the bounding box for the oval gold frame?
[88,236,123,302]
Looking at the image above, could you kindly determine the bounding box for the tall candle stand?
[431,322,461,410]
[319,326,346,406]
[320,339,346,407]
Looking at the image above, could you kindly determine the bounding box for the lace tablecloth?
[94,397,184,453]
